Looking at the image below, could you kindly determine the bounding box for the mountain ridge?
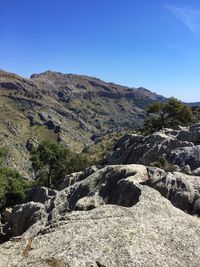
[0,68,197,177]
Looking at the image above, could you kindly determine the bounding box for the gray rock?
[58,165,98,190]
[25,187,57,204]
[2,164,200,266]
[147,167,200,214]
[106,124,200,173]
[1,187,200,266]
[168,146,200,171]
[1,165,148,240]
[181,164,192,175]
[192,167,200,176]
[3,202,47,238]
[176,130,192,142]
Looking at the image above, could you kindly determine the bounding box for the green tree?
[144,97,195,134]
[30,141,88,188]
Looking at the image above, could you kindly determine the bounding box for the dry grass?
[21,237,33,257]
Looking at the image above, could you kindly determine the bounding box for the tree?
[30,141,88,188]
[144,97,195,134]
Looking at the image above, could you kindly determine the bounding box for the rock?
[1,187,200,266]
[25,187,57,204]
[2,202,47,238]
[192,167,200,176]
[74,195,104,211]
[58,165,98,190]
[26,138,38,151]
[2,164,200,265]
[146,167,200,214]
[176,130,192,142]
[58,171,82,190]
[168,146,200,171]
[106,124,200,173]
[181,164,192,175]
[0,208,12,224]
[1,165,149,240]
[38,112,48,121]
[189,123,200,132]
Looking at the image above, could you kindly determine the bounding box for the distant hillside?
[0,69,166,176]
[186,102,200,107]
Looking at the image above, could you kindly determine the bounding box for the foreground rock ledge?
[1,187,200,266]
[1,164,200,266]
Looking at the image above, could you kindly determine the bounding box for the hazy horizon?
[1,0,200,102]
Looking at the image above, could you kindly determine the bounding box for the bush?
[0,146,8,165]
[0,167,34,208]
[30,141,89,188]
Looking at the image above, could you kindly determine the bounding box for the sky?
[1,0,200,102]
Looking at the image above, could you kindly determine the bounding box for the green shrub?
[0,146,8,165]
[0,167,34,208]
[31,141,89,188]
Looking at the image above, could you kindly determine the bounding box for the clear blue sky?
[1,0,200,102]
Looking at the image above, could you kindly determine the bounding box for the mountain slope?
[0,69,166,176]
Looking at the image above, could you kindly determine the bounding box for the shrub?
[30,141,89,188]
[0,146,8,165]
[0,167,34,208]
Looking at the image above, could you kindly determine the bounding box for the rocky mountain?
[0,69,166,176]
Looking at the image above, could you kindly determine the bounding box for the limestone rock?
[1,165,149,240]
[1,187,200,266]
[106,123,200,174]
[147,167,200,214]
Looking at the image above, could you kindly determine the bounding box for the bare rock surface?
[106,124,200,174]
[2,164,200,266]
[1,187,200,266]
[146,167,200,214]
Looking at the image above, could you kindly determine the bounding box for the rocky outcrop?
[2,164,200,265]
[0,165,148,240]
[3,164,200,241]
[146,167,200,214]
[106,124,200,174]
[1,185,200,266]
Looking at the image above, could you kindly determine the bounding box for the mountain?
[0,69,166,176]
